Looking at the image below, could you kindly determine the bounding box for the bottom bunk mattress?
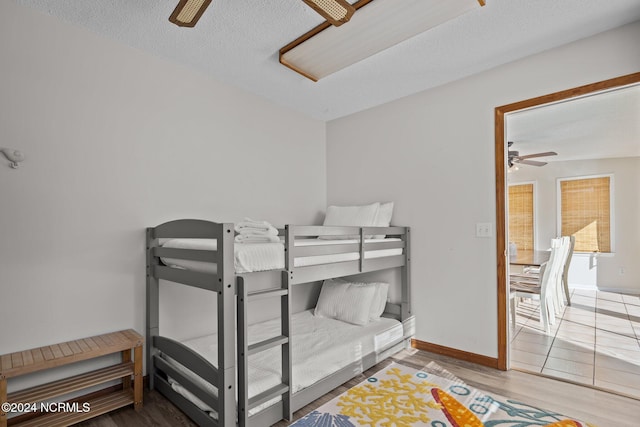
[161,310,403,418]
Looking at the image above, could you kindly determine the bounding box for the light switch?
[476,222,492,238]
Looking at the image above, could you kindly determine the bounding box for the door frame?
[494,72,640,370]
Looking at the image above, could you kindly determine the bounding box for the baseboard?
[595,287,639,295]
[569,284,639,295]
[411,339,499,369]
[568,284,598,290]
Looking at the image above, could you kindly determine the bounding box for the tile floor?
[510,289,640,399]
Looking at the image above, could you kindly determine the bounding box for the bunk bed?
[146,219,412,427]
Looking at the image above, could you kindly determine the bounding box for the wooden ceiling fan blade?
[169,0,212,27]
[517,159,547,167]
[302,0,356,26]
[517,151,557,160]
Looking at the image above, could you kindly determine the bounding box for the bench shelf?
[0,330,143,427]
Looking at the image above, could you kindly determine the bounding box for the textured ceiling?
[507,83,640,162]
[15,0,640,121]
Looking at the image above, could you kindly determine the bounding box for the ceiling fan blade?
[517,151,557,160]
[517,159,548,167]
[302,0,355,27]
[169,0,212,27]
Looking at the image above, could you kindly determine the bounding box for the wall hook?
[0,148,25,169]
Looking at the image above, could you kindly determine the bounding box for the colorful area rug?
[291,362,595,427]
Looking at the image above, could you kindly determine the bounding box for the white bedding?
[163,310,403,417]
[294,238,403,267]
[161,238,403,273]
[161,239,285,274]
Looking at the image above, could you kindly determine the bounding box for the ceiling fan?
[508,141,557,168]
[169,0,355,28]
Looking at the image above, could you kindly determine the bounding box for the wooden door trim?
[495,72,640,370]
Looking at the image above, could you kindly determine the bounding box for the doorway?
[494,72,640,376]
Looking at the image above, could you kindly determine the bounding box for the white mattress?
[163,310,403,417]
[294,238,403,267]
[162,239,284,274]
[161,238,403,273]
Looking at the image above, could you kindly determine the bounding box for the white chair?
[549,238,569,315]
[560,235,575,307]
[510,238,564,333]
[513,236,575,312]
[551,236,571,314]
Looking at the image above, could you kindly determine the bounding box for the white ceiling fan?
[168,0,355,28]
[508,141,557,168]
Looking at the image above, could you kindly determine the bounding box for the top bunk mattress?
[161,238,403,273]
[163,310,403,416]
[161,239,285,274]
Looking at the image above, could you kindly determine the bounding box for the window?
[508,183,534,251]
[559,175,612,253]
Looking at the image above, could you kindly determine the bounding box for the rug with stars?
[290,362,595,427]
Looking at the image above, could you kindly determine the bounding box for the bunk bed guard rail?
[283,224,411,320]
[146,220,236,426]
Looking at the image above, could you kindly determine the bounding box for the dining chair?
[560,235,575,307]
[550,238,570,315]
[533,236,573,314]
[511,236,574,312]
[510,238,563,334]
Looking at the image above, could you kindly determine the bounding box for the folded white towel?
[239,229,279,237]
[235,218,279,236]
[235,234,281,243]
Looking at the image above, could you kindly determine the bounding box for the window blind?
[508,183,534,251]
[560,176,611,253]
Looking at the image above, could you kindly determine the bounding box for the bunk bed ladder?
[237,271,292,427]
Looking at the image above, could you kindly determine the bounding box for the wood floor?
[71,347,640,427]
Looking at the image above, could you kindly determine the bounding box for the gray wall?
[0,1,326,363]
[326,21,640,358]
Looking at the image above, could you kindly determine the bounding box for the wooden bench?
[0,329,143,427]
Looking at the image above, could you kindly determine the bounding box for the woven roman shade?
[560,176,611,253]
[508,184,534,251]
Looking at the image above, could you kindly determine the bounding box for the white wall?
[327,21,640,358]
[508,157,640,293]
[0,1,326,362]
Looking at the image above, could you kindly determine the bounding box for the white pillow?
[321,202,380,239]
[315,279,377,326]
[369,282,390,322]
[372,202,394,239]
[323,202,380,226]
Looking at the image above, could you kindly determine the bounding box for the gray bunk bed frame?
[146,219,412,427]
